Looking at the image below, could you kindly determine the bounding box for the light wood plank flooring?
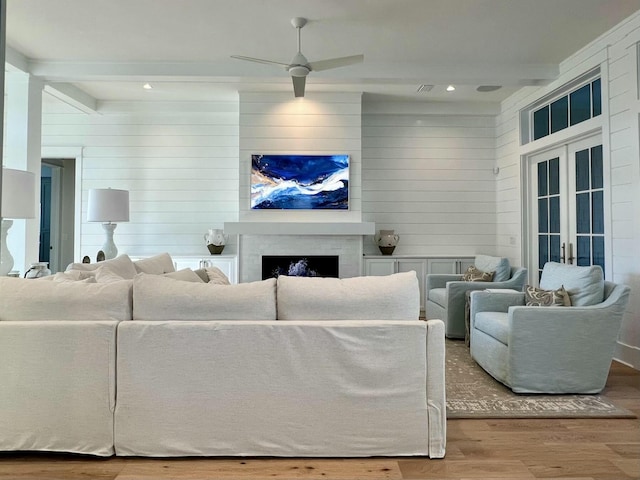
[1,361,638,480]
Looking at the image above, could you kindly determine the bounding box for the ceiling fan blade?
[308,54,364,72]
[292,76,306,97]
[230,55,290,68]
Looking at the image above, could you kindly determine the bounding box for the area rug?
[445,339,636,419]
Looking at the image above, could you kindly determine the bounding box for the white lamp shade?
[1,168,36,219]
[87,188,130,223]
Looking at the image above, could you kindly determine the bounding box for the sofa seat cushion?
[133,274,276,320]
[539,262,604,306]
[474,311,509,345]
[428,287,447,307]
[0,277,133,321]
[474,255,511,282]
[277,271,420,321]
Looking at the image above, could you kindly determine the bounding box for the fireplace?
[262,255,339,279]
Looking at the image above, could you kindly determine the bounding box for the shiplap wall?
[361,109,497,256]
[41,101,240,258]
[238,91,362,222]
[496,11,640,366]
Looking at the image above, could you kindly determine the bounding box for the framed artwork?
[251,154,349,209]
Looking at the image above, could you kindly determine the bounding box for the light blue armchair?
[469,262,630,394]
[425,255,527,339]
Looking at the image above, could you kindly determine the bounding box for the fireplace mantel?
[224,222,375,236]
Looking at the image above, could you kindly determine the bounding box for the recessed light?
[446,85,456,92]
[143,83,153,90]
[476,85,502,92]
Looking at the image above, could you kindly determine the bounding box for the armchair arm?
[487,266,528,291]
[425,274,462,291]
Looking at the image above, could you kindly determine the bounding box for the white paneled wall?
[361,110,497,256]
[238,92,362,222]
[41,101,240,259]
[495,11,640,366]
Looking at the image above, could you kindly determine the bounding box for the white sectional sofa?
[0,254,446,458]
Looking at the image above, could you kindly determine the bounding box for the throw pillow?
[205,266,231,285]
[462,266,494,282]
[524,284,572,306]
[94,266,126,283]
[66,254,138,279]
[163,268,205,283]
[474,255,511,282]
[52,272,97,284]
[133,252,176,275]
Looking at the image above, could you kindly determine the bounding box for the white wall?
[361,105,497,256]
[41,100,240,259]
[496,12,640,367]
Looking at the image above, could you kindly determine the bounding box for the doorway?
[526,134,607,281]
[40,158,75,272]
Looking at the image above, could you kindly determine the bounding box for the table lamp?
[87,188,130,260]
[1,168,36,276]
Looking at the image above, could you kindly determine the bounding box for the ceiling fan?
[231,17,364,98]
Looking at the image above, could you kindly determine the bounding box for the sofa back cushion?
[474,255,511,282]
[133,274,276,320]
[276,271,420,321]
[0,277,133,321]
[66,254,138,279]
[539,262,604,306]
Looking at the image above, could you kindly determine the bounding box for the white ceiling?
[5,0,640,106]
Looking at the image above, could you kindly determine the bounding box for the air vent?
[476,85,502,92]
[417,84,434,93]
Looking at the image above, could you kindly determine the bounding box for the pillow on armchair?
[462,266,494,282]
[474,255,510,282]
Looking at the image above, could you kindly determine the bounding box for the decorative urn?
[375,229,399,255]
[204,229,226,254]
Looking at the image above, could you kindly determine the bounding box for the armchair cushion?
[428,288,447,306]
[474,255,510,282]
[524,285,571,306]
[539,262,604,306]
[475,311,509,345]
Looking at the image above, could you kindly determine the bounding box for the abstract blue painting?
[251,154,349,209]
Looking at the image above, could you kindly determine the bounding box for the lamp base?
[101,223,119,260]
[0,220,15,276]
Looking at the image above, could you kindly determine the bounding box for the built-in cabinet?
[426,257,475,275]
[168,255,238,284]
[363,256,474,313]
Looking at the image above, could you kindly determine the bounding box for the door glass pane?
[551,96,568,133]
[576,192,591,234]
[575,148,590,191]
[592,79,601,117]
[592,191,604,234]
[538,198,548,233]
[550,235,561,263]
[549,157,560,195]
[577,236,591,266]
[538,162,548,196]
[570,84,591,125]
[539,235,549,270]
[591,145,603,188]
[533,106,550,140]
[593,236,605,271]
[549,196,560,233]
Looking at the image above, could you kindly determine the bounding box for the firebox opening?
[261,255,339,280]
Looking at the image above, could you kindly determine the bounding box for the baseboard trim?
[614,341,640,370]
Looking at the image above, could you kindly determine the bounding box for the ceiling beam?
[43,83,98,114]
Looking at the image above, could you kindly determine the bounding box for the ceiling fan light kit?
[231,17,364,97]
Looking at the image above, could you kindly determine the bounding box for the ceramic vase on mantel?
[375,229,399,255]
[204,228,226,254]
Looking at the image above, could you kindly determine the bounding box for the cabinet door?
[458,258,475,273]
[427,258,458,275]
[364,258,396,276]
[397,259,427,312]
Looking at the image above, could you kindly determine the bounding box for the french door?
[528,134,606,281]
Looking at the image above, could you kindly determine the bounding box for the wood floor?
[1,362,638,480]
